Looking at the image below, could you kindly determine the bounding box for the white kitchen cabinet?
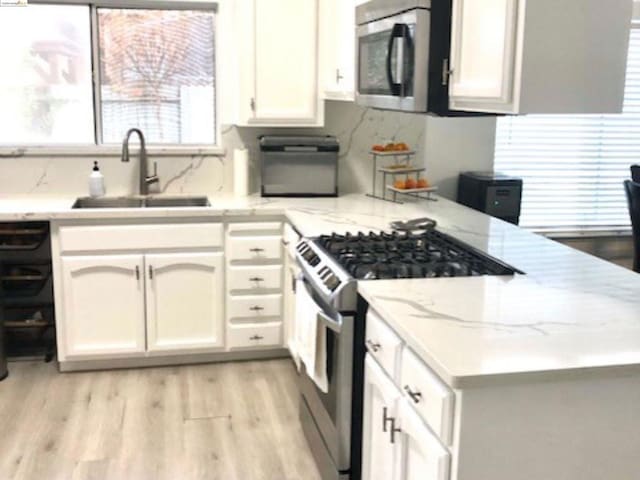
[449,0,633,114]
[320,0,356,101]
[235,0,324,126]
[145,252,224,353]
[362,355,402,480]
[61,255,146,358]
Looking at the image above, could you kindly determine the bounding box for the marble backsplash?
[0,101,493,199]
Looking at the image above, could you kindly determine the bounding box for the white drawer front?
[59,223,223,252]
[227,294,282,319]
[366,309,402,380]
[227,265,283,292]
[228,322,282,350]
[227,236,282,261]
[401,348,455,445]
[227,222,282,235]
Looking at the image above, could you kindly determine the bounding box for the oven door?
[297,277,356,477]
[356,8,430,112]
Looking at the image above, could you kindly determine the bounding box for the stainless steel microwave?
[356,0,459,115]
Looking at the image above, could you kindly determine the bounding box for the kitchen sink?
[72,197,145,209]
[72,196,210,209]
[145,196,210,208]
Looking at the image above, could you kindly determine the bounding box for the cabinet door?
[397,398,451,480]
[145,252,224,353]
[283,254,301,354]
[449,0,519,112]
[249,0,320,124]
[61,255,146,359]
[321,0,355,101]
[362,355,402,480]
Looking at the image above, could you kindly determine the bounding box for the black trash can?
[0,317,7,380]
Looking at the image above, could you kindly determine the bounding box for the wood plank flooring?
[0,359,322,480]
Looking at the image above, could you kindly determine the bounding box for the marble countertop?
[1,193,639,387]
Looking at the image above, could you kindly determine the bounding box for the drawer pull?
[135,265,140,280]
[389,417,402,444]
[249,334,264,341]
[366,339,381,353]
[382,406,392,432]
[249,306,264,312]
[249,277,264,282]
[404,385,423,404]
[249,248,265,253]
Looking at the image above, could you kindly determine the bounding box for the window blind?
[494,26,640,232]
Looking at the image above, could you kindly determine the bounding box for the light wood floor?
[0,359,322,480]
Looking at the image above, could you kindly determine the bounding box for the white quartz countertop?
[2,193,639,387]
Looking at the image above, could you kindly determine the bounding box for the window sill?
[537,228,633,240]
[0,145,226,159]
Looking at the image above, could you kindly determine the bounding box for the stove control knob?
[324,274,341,292]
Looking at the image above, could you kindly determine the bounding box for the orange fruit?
[393,179,406,189]
[384,143,396,152]
[405,178,417,189]
[417,178,429,188]
[372,144,385,152]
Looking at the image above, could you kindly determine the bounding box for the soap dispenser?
[89,161,106,197]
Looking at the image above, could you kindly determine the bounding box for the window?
[494,26,639,232]
[0,1,217,147]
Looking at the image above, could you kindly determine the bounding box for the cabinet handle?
[135,265,140,280]
[249,277,264,282]
[336,68,344,83]
[281,239,290,246]
[250,306,264,312]
[382,406,393,432]
[148,265,154,280]
[404,385,422,404]
[250,247,265,253]
[442,58,453,86]
[250,97,256,112]
[389,417,402,444]
[250,334,264,341]
[366,339,381,353]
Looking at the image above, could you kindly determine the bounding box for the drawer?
[227,236,282,261]
[400,348,455,445]
[59,223,223,252]
[227,265,283,292]
[227,222,282,236]
[227,294,282,319]
[366,309,402,380]
[228,322,282,350]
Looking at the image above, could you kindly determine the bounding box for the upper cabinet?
[320,0,356,101]
[448,0,633,114]
[235,0,324,126]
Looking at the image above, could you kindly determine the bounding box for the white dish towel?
[294,278,329,393]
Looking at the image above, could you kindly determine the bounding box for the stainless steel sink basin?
[72,197,145,209]
[72,196,210,209]
[145,196,210,208]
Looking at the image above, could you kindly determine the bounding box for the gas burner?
[315,230,521,280]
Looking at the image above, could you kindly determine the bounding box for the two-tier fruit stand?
[366,149,438,204]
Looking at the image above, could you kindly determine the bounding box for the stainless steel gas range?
[294,228,521,480]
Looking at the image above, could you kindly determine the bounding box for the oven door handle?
[318,310,342,334]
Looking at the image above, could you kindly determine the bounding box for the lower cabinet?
[362,354,451,480]
[145,252,224,353]
[60,251,225,359]
[61,255,146,358]
[362,355,402,480]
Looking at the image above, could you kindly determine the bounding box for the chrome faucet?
[121,128,159,196]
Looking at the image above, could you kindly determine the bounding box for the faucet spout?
[121,128,159,196]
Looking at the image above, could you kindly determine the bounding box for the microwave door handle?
[401,26,414,96]
[386,23,406,96]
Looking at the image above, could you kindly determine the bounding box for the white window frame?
[0,0,223,157]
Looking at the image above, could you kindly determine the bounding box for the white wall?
[423,116,497,199]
